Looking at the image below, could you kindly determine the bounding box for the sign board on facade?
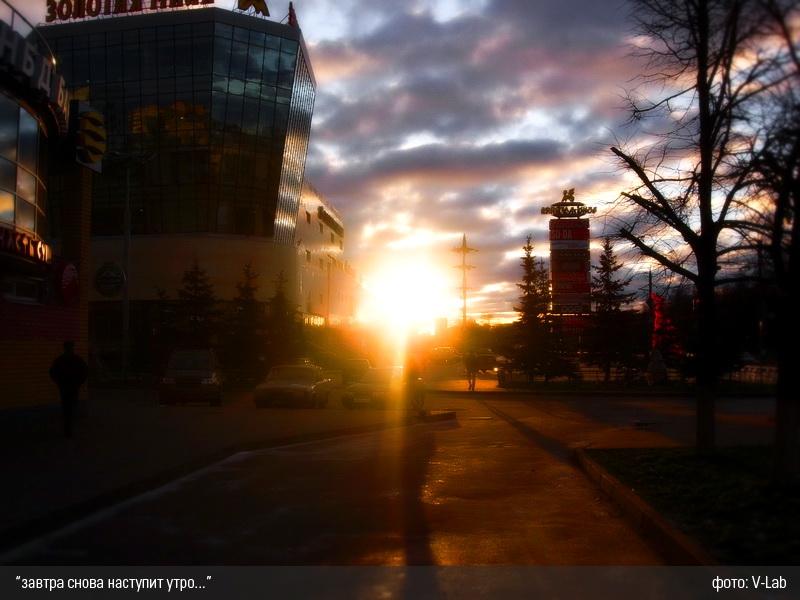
[552,280,590,293]
[551,303,592,315]
[541,189,597,218]
[0,225,52,266]
[236,0,269,16]
[549,218,589,230]
[549,227,590,241]
[550,240,590,250]
[551,259,589,273]
[552,293,592,305]
[0,20,69,134]
[56,261,80,304]
[45,0,216,24]
[550,271,589,283]
[93,262,125,297]
[551,249,590,261]
[70,101,106,172]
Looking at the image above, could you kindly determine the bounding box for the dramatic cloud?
[298,0,646,322]
[17,0,649,324]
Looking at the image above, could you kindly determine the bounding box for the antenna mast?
[452,234,477,326]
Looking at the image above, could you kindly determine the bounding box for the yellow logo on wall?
[236,0,269,17]
[70,101,107,172]
[77,110,106,163]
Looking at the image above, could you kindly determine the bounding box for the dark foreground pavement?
[0,371,775,566]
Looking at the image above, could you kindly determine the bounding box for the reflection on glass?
[0,191,13,223]
[41,14,314,240]
[15,197,35,231]
[16,168,36,202]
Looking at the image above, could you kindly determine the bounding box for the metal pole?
[122,163,131,381]
[452,234,476,327]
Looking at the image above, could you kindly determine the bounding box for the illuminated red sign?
[45,0,215,24]
[550,240,589,250]
[549,219,589,230]
[552,293,591,305]
[550,271,588,282]
[552,281,590,293]
[549,227,590,241]
[551,249,590,260]
[57,262,80,304]
[0,226,52,265]
[552,259,588,273]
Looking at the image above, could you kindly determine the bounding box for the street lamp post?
[105,150,155,381]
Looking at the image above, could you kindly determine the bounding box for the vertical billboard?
[542,190,595,317]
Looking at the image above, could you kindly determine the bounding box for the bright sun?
[360,258,456,337]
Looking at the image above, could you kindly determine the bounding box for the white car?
[341,367,425,411]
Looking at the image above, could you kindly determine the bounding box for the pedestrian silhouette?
[464,350,478,391]
[49,341,89,437]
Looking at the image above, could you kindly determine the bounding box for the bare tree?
[609,0,799,454]
[745,22,800,480]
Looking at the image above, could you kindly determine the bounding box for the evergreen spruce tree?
[263,271,299,366]
[513,235,550,380]
[175,258,218,347]
[588,237,638,382]
[225,262,267,381]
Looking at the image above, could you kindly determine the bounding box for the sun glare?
[360,259,456,338]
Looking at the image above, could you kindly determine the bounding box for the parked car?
[430,347,460,364]
[159,349,222,406]
[342,358,372,384]
[475,348,498,373]
[341,367,425,411]
[253,364,331,408]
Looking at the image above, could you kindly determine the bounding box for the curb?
[573,448,719,566]
[417,410,457,423]
[0,416,448,558]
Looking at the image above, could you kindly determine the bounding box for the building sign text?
[0,226,52,266]
[0,20,69,133]
[45,0,216,24]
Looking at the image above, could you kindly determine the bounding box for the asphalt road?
[3,391,774,566]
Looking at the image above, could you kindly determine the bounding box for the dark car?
[159,349,222,406]
[342,358,372,385]
[475,348,498,373]
[341,367,425,411]
[253,364,331,408]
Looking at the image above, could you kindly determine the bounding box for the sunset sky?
[297,0,647,326]
[18,0,651,328]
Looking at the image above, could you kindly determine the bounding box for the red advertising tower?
[541,189,595,331]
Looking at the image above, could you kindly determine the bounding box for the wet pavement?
[0,366,775,566]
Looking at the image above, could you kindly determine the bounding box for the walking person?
[464,350,478,391]
[49,341,89,437]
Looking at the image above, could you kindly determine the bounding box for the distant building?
[296,180,358,328]
[36,6,359,373]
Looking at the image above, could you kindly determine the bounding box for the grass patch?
[500,378,774,395]
[585,446,800,565]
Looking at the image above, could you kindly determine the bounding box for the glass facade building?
[40,7,315,245]
[0,92,49,248]
[2,4,86,411]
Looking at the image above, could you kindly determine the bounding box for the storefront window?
[0,92,47,234]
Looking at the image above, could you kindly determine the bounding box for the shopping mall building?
[1,2,359,409]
